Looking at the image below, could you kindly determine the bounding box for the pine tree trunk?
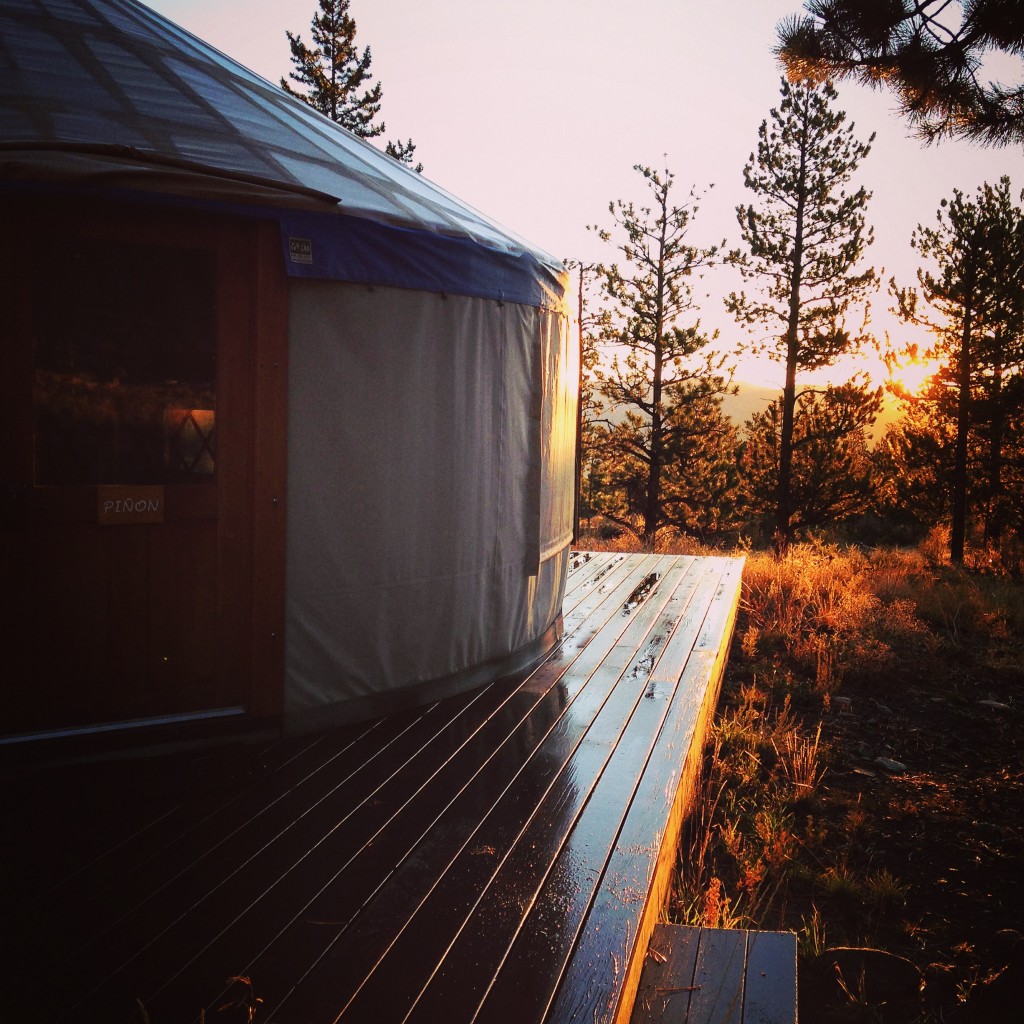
[984,332,1006,545]
[643,220,669,553]
[777,351,798,555]
[776,123,808,557]
[644,340,664,552]
[950,302,973,564]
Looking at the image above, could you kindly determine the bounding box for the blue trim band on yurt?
[276,208,567,310]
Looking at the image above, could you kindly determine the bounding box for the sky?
[143,0,1024,389]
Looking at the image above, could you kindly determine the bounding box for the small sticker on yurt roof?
[289,238,313,265]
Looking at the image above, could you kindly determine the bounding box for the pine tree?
[384,137,423,172]
[892,177,1024,560]
[566,260,610,534]
[590,165,736,550]
[777,0,1024,146]
[283,0,421,169]
[727,78,879,552]
[657,398,741,543]
[874,401,956,535]
[282,0,384,137]
[741,385,880,538]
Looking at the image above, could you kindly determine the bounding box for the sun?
[887,356,938,396]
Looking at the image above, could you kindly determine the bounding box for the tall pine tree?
[282,0,421,169]
[727,77,878,552]
[565,260,610,536]
[892,177,1024,560]
[590,165,736,550]
[282,0,383,135]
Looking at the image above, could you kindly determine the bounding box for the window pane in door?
[33,237,217,485]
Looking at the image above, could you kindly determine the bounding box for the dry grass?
[575,520,721,556]
[738,543,934,692]
[666,535,1024,1019]
[671,685,819,933]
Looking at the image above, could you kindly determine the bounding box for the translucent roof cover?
[0,0,565,304]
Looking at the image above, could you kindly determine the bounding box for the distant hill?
[723,382,780,426]
[726,380,902,441]
[591,380,902,442]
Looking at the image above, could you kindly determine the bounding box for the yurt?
[0,0,576,742]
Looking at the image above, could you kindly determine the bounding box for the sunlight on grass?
[668,533,1023,1015]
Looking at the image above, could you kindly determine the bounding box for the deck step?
[629,923,797,1024]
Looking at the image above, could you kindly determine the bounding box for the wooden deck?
[0,551,743,1024]
[629,924,797,1024]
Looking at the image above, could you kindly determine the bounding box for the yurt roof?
[0,0,565,308]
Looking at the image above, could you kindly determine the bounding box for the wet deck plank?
[0,552,743,1024]
[628,924,797,1024]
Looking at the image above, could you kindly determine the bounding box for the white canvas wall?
[284,281,576,730]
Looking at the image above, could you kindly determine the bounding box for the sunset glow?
[887,356,938,395]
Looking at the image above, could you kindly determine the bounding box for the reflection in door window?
[32,237,217,485]
[164,407,216,476]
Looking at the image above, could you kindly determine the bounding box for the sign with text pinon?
[97,485,165,525]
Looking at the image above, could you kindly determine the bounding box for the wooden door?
[0,200,276,737]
